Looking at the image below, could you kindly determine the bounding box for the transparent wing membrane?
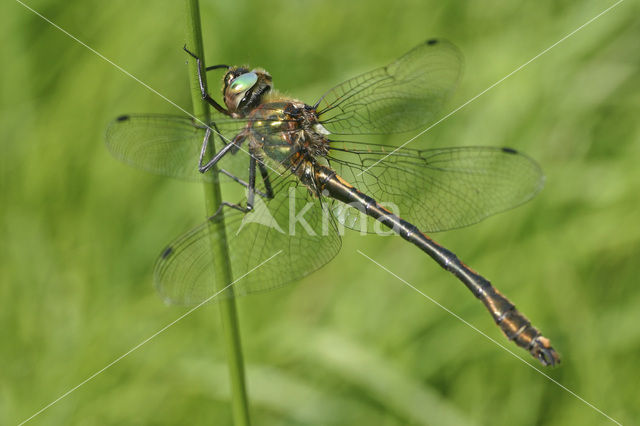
[328,144,544,233]
[105,114,211,181]
[154,175,341,305]
[315,39,463,135]
[105,114,268,182]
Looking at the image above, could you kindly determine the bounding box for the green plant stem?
[184,1,251,424]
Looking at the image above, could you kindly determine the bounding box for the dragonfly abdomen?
[318,165,560,366]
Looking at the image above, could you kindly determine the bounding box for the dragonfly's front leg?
[183,45,230,116]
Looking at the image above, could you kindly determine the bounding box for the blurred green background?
[2,0,639,424]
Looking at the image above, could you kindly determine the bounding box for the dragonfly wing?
[106,114,211,181]
[315,39,463,135]
[328,145,544,233]
[154,175,342,305]
[105,114,252,182]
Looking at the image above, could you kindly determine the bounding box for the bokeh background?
[2,0,639,424]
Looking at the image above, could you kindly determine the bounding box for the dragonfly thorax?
[246,101,330,169]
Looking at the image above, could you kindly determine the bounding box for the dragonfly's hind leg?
[208,159,258,217]
[218,156,274,203]
[218,169,270,199]
[244,155,259,211]
[183,45,230,116]
[209,155,260,217]
[215,155,275,216]
[210,201,252,217]
[258,161,274,199]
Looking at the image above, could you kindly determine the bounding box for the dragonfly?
[106,39,560,366]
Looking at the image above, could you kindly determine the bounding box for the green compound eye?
[230,72,258,93]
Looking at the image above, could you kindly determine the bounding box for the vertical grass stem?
[184,1,251,424]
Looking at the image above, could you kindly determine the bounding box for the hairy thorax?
[244,95,331,173]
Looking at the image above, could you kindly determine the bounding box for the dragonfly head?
[223,67,273,116]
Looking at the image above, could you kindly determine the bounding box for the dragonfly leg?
[199,132,244,174]
[197,126,212,171]
[210,201,252,218]
[210,121,229,151]
[208,159,257,216]
[218,168,269,199]
[258,161,275,199]
[246,155,257,211]
[183,45,231,117]
[208,156,258,216]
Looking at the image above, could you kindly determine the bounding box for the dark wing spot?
[116,115,130,122]
[161,246,174,259]
[427,39,438,45]
[501,147,518,154]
